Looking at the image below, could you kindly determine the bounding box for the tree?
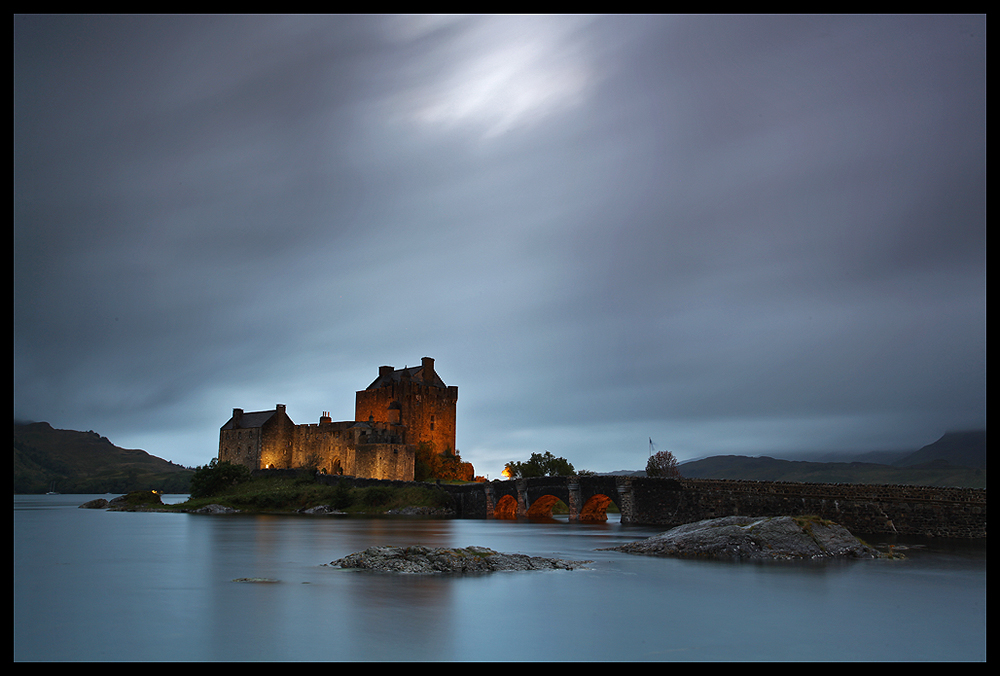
[415,442,475,482]
[189,458,251,498]
[646,449,681,478]
[504,451,575,479]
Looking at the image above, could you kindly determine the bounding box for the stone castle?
[219,357,457,482]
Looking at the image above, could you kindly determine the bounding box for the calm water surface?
[14,494,986,661]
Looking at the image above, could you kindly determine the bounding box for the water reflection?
[14,495,987,662]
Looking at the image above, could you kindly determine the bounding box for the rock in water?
[329,545,591,573]
[605,515,887,561]
[79,498,109,509]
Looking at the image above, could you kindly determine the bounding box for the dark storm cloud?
[14,15,985,477]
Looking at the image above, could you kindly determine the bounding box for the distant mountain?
[892,430,986,469]
[676,430,986,489]
[809,449,913,465]
[14,421,194,494]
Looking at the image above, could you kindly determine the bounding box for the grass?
[166,474,455,514]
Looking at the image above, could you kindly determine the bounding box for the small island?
[603,515,891,561]
[328,545,592,574]
[79,470,461,516]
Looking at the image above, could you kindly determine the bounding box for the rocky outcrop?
[80,493,172,511]
[191,504,240,514]
[604,515,889,561]
[328,545,592,573]
[79,498,110,509]
[299,505,344,515]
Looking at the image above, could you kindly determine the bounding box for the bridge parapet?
[363,474,983,538]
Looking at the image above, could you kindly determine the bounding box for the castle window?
[430,415,435,431]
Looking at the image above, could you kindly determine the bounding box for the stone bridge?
[304,471,985,538]
[438,476,986,538]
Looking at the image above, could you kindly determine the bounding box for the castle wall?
[292,421,356,475]
[218,427,261,468]
[288,421,413,481]
[353,443,416,483]
[219,405,295,471]
[259,410,295,470]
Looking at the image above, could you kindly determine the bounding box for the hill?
[892,429,985,469]
[13,421,194,494]
[676,431,986,489]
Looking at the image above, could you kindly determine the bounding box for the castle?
[219,357,458,482]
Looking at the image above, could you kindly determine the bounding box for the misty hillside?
[14,421,194,494]
[892,429,985,469]
[676,430,985,488]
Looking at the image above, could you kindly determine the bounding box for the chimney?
[422,357,435,381]
[276,404,286,416]
[233,408,243,425]
[379,365,394,379]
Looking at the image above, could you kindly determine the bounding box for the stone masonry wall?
[627,477,986,538]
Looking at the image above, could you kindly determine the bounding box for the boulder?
[604,515,888,561]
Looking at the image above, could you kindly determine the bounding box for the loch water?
[14,494,986,662]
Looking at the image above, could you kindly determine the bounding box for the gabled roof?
[365,364,447,390]
[221,409,278,431]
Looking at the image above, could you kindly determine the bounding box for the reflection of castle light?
[218,358,457,482]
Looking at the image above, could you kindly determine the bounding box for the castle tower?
[355,357,458,453]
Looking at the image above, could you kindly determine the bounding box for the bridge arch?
[493,494,518,519]
[469,476,634,522]
[525,494,567,519]
[523,480,571,520]
[579,493,615,521]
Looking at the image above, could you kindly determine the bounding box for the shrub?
[189,458,251,498]
[646,450,681,479]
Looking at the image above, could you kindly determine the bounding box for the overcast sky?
[14,15,985,478]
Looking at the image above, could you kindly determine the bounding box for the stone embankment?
[328,545,592,573]
[604,515,890,561]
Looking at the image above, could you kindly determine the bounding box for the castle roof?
[365,358,448,390]
[221,409,279,430]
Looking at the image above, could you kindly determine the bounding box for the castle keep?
[218,357,457,482]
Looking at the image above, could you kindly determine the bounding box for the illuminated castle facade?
[218,357,457,482]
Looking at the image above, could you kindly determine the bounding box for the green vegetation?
[414,441,475,482]
[646,449,682,478]
[169,472,456,515]
[118,490,165,508]
[189,458,251,498]
[504,451,576,479]
[792,514,835,531]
